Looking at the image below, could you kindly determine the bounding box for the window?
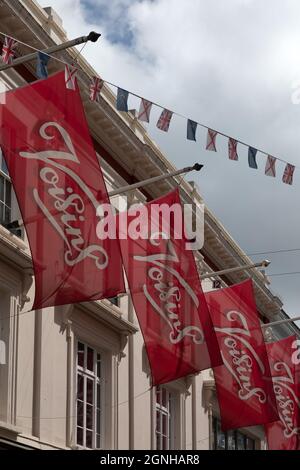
[0,148,11,226]
[213,417,256,450]
[155,387,173,450]
[76,341,102,449]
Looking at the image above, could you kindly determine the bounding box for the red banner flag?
[118,189,222,385]
[0,72,125,309]
[265,335,300,450]
[205,280,278,430]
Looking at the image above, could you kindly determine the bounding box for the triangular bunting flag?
[36,52,50,79]
[1,36,17,65]
[248,147,258,169]
[64,64,77,90]
[282,163,295,185]
[138,98,152,123]
[116,88,129,112]
[228,138,238,160]
[156,109,173,132]
[187,119,197,141]
[89,76,104,102]
[265,155,276,177]
[206,129,217,151]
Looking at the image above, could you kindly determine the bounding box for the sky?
[39,0,300,318]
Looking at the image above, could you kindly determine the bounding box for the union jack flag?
[138,98,152,123]
[282,163,295,185]
[228,138,238,160]
[65,64,77,90]
[265,155,276,177]
[157,109,173,132]
[89,76,103,102]
[1,36,17,65]
[206,129,217,151]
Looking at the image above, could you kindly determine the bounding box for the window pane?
[97,354,101,378]
[227,430,236,450]
[236,432,245,450]
[156,411,160,433]
[162,414,167,436]
[77,342,84,367]
[77,427,83,446]
[217,421,226,450]
[87,347,94,372]
[0,151,8,175]
[86,430,93,449]
[156,388,161,406]
[4,206,10,223]
[5,181,11,206]
[246,437,255,450]
[86,404,93,430]
[156,434,161,450]
[0,177,4,202]
[86,378,93,405]
[77,400,84,428]
[77,374,84,400]
[162,388,167,407]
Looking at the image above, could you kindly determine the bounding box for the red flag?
[265,335,300,450]
[0,72,125,309]
[205,280,278,430]
[118,189,222,385]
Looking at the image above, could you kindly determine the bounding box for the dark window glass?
[77,427,83,446]
[86,430,93,449]
[87,347,94,372]
[86,404,93,430]
[77,342,84,368]
[77,400,84,428]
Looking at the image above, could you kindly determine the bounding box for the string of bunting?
[0,32,296,186]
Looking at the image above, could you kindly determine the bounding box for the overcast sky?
[39,0,300,318]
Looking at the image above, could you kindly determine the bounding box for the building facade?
[0,0,298,450]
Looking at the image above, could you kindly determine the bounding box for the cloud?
[39,0,300,319]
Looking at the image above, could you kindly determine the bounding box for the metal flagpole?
[261,315,300,329]
[108,163,203,197]
[200,261,300,331]
[4,163,203,229]
[200,260,271,280]
[0,31,101,72]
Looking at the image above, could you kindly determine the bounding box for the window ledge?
[0,421,22,437]
[0,224,32,270]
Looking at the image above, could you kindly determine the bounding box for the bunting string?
[0,30,298,186]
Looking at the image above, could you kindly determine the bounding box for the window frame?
[75,340,105,450]
[0,168,12,226]
[155,386,175,450]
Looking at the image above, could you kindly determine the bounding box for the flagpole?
[108,163,203,197]
[261,315,300,329]
[200,259,271,279]
[4,163,203,230]
[0,31,101,72]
